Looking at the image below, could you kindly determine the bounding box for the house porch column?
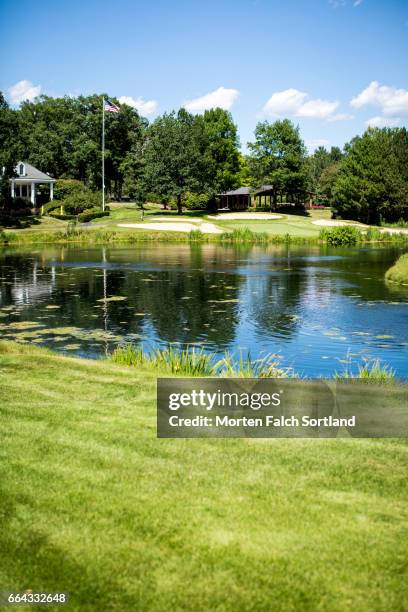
[50,182,54,200]
[11,180,15,198]
[31,182,36,205]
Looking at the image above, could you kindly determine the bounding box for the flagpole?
[102,97,105,213]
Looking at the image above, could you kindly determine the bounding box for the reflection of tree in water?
[307,247,408,303]
[0,246,245,349]
[3,244,406,360]
[244,266,306,340]
[122,267,243,348]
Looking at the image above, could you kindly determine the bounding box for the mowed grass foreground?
[0,341,407,611]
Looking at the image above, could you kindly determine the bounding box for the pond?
[0,243,407,377]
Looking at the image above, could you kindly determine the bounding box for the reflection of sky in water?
[0,244,407,377]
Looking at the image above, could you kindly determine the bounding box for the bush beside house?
[47,179,108,221]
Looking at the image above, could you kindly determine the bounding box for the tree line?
[1,91,407,222]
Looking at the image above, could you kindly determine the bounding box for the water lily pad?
[9,321,45,330]
[208,299,239,303]
[97,296,127,302]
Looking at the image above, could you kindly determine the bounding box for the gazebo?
[216,187,251,211]
[254,185,277,209]
[10,161,55,209]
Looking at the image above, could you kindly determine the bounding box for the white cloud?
[263,88,307,115]
[327,113,354,122]
[118,95,158,116]
[262,88,339,119]
[297,98,339,118]
[184,87,239,112]
[351,81,408,117]
[365,116,401,128]
[8,79,41,104]
[306,139,330,152]
[353,0,363,6]
[329,0,346,7]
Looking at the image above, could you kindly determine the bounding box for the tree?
[143,110,205,214]
[333,128,408,223]
[0,93,19,210]
[14,94,146,197]
[319,162,341,202]
[306,145,344,194]
[198,108,241,193]
[248,119,307,206]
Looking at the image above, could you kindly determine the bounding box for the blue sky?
[1,0,407,152]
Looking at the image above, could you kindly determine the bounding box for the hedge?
[78,209,109,222]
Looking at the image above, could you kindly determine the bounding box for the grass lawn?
[213,209,331,237]
[92,204,333,237]
[1,341,407,610]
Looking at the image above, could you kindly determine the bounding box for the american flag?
[104,99,120,113]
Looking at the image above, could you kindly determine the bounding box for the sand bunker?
[145,217,201,222]
[312,220,366,228]
[118,222,224,234]
[379,227,408,235]
[208,213,282,220]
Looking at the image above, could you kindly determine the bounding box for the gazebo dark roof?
[219,186,251,196]
[255,185,274,195]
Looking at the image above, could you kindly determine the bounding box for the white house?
[10,161,56,207]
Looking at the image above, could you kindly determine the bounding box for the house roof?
[12,162,55,182]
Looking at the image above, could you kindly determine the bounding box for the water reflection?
[0,244,407,377]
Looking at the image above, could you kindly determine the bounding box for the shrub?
[78,209,109,222]
[48,212,76,220]
[59,190,102,215]
[42,201,60,214]
[319,225,362,246]
[183,192,211,210]
[53,179,86,201]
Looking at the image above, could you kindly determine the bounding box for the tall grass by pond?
[111,344,396,380]
[385,252,408,285]
[110,344,290,377]
[335,358,396,382]
[1,223,408,247]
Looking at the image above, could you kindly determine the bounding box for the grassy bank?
[1,340,407,610]
[2,205,408,246]
[2,224,408,248]
[385,252,408,285]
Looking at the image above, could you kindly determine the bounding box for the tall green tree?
[14,94,146,197]
[248,119,307,206]
[0,93,19,208]
[333,128,408,223]
[198,108,241,193]
[143,109,206,214]
[306,146,343,198]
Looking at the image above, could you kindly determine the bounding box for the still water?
[0,244,407,377]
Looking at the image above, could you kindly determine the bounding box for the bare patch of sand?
[380,227,408,235]
[312,219,367,228]
[118,222,224,234]
[146,217,201,222]
[208,212,282,220]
